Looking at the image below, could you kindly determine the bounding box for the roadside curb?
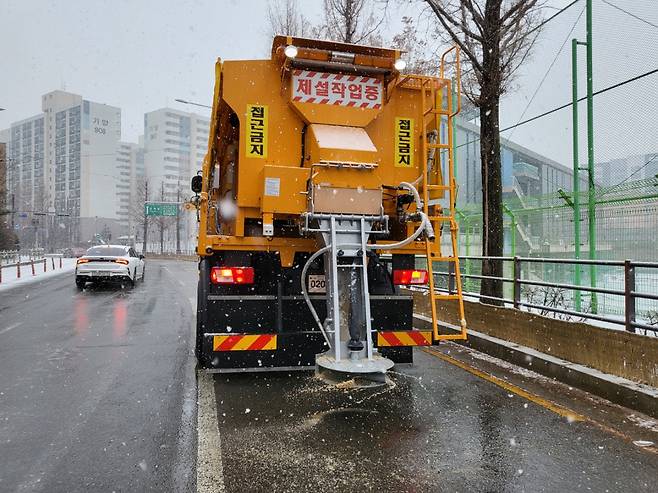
[414,313,658,419]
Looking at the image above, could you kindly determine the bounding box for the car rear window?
[86,247,127,256]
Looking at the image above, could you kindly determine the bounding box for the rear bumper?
[76,267,131,281]
[199,330,429,371]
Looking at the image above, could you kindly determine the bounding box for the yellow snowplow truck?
[192,36,467,376]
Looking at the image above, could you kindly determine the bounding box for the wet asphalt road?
[2,259,658,493]
[213,355,658,493]
[0,260,198,492]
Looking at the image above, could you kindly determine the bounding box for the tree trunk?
[479,98,504,305]
[477,0,504,305]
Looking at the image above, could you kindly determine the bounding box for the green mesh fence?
[442,1,658,330]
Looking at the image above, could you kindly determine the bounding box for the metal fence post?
[448,261,455,294]
[513,256,521,309]
[624,259,636,333]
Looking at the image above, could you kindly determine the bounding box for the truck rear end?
[193,36,466,376]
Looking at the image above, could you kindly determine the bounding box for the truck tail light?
[393,269,428,285]
[210,266,255,285]
[77,258,89,265]
[114,259,130,265]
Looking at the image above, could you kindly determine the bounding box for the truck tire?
[196,257,210,366]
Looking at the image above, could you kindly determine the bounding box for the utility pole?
[11,194,15,231]
[142,181,149,254]
[176,185,181,254]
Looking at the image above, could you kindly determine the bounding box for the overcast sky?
[2,0,656,167]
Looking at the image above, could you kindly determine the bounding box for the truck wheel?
[196,258,210,366]
[75,278,86,290]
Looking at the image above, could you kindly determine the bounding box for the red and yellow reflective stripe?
[377,331,432,347]
[213,334,277,351]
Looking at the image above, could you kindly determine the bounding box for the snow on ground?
[0,258,77,292]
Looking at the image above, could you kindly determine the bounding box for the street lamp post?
[174,99,212,109]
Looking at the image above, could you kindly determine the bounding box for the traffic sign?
[145,203,179,216]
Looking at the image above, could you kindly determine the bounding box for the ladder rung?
[427,143,450,149]
[424,185,450,190]
[427,216,453,221]
[429,256,458,262]
[434,294,460,300]
[423,109,450,116]
[337,264,364,268]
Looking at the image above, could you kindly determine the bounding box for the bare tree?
[317,0,387,44]
[422,0,544,304]
[391,16,438,74]
[130,177,150,253]
[267,0,311,37]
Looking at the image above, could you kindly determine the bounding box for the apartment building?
[5,90,122,246]
[115,139,145,238]
[144,108,209,248]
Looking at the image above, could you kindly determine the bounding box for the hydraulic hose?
[300,245,333,347]
[300,181,435,347]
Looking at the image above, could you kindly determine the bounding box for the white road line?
[197,371,225,493]
[0,322,22,335]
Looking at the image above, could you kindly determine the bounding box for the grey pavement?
[0,260,198,492]
[2,259,657,493]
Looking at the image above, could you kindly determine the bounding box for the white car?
[75,245,145,289]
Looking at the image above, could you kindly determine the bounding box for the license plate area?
[307,274,326,293]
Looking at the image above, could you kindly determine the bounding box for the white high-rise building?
[144,108,209,249]
[5,90,122,246]
[115,140,145,241]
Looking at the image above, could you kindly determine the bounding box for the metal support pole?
[513,256,521,309]
[624,259,636,333]
[142,181,149,254]
[11,194,15,231]
[572,38,582,312]
[586,0,598,313]
[502,205,517,257]
[176,186,181,255]
[452,80,458,183]
[464,215,471,285]
[448,261,455,294]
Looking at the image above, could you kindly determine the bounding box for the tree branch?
[423,0,484,73]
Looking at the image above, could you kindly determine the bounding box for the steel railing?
[428,255,658,335]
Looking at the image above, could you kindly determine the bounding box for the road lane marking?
[422,347,586,422]
[197,370,226,493]
[0,322,22,335]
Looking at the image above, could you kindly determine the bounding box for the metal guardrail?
[0,255,63,283]
[431,255,658,335]
[0,249,45,265]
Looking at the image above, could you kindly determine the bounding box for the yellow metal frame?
[414,46,468,342]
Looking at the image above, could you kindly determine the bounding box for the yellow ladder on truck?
[416,46,467,341]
